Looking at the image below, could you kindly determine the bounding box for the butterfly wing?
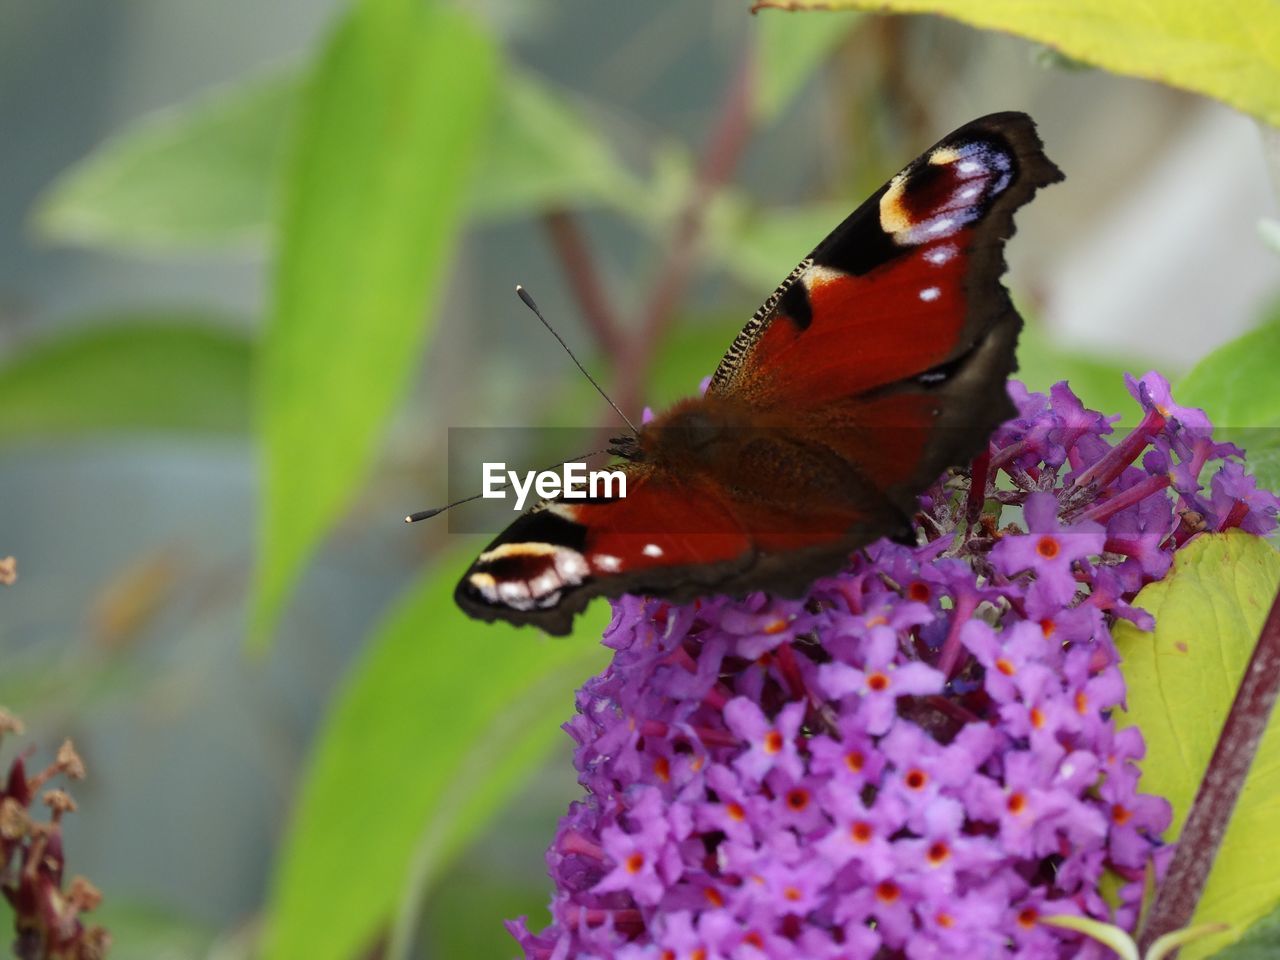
[454,452,894,635]
[455,112,1061,632]
[708,110,1061,515]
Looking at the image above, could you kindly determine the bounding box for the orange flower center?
[905,769,928,791]
[851,821,873,843]
[653,756,671,782]
[625,852,645,874]
[786,788,810,812]
[1112,803,1132,826]
[763,731,784,754]
[926,841,950,865]
[845,750,865,773]
[1007,792,1028,815]
[867,672,890,692]
[995,657,1016,676]
[726,801,746,822]
[907,581,931,602]
[1036,535,1061,559]
[875,880,901,903]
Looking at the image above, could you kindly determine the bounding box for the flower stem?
[1137,577,1280,951]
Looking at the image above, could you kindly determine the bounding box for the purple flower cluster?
[508,373,1279,960]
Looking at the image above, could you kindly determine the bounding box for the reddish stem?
[1074,473,1171,525]
[542,210,628,358]
[612,49,756,420]
[1137,579,1280,951]
[966,449,991,529]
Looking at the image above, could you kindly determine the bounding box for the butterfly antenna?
[516,285,639,436]
[404,448,612,523]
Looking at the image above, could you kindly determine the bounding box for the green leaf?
[706,199,852,289]
[90,902,214,960]
[468,68,643,221]
[754,11,862,122]
[754,1,1280,127]
[34,65,639,253]
[259,549,609,960]
[1015,321,1158,421]
[33,73,294,253]
[1114,531,1280,960]
[1212,903,1280,959]
[252,2,498,643]
[0,318,251,441]
[1178,311,1280,491]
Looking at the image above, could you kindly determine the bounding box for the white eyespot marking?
[959,186,981,201]
[924,245,955,265]
[593,553,622,572]
[919,287,941,302]
[498,580,533,607]
[643,543,664,558]
[927,218,955,235]
[802,264,847,290]
[529,569,561,597]
[472,542,592,610]
[545,502,578,520]
[555,550,590,583]
[958,159,982,174]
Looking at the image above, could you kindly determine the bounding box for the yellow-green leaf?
[754,1,1280,127]
[260,548,609,960]
[1115,531,1280,959]
[252,1,497,644]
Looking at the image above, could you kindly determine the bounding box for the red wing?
[707,112,1062,411]
[453,463,880,635]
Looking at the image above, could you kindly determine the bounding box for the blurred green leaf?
[646,314,739,408]
[1178,310,1280,491]
[469,68,643,220]
[1015,321,1155,420]
[33,73,294,253]
[754,10,861,122]
[755,1,1280,126]
[705,199,851,289]
[34,63,640,252]
[260,548,609,960]
[252,2,497,643]
[1213,903,1280,959]
[0,319,251,441]
[421,861,551,960]
[91,902,215,960]
[1114,531,1280,960]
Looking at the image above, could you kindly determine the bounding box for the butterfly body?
[454,112,1063,635]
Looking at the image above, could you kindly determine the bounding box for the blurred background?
[0,1,1276,958]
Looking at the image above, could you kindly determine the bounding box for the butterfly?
[455,112,1062,635]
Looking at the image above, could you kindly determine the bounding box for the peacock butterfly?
[453,112,1062,635]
